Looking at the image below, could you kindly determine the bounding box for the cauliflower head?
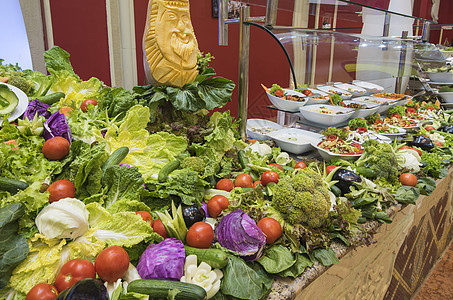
[271,168,330,228]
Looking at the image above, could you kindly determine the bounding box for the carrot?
[0,77,9,83]
[4,140,19,151]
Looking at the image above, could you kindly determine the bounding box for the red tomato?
[302,89,313,96]
[326,165,337,175]
[234,173,253,188]
[186,222,214,249]
[80,99,98,112]
[274,89,284,97]
[425,126,436,131]
[427,106,435,111]
[390,113,401,119]
[26,283,58,300]
[95,246,130,283]
[54,258,96,292]
[399,145,410,150]
[260,171,280,186]
[399,173,418,187]
[207,194,230,218]
[42,136,70,161]
[436,141,444,147]
[47,180,76,203]
[136,211,153,226]
[269,163,283,171]
[253,180,262,187]
[294,161,307,169]
[411,147,422,156]
[153,219,168,238]
[216,178,235,192]
[257,217,283,244]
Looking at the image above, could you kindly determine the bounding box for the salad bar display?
[1,46,453,300]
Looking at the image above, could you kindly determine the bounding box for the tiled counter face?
[268,170,453,300]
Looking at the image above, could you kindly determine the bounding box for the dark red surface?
[49,0,111,86]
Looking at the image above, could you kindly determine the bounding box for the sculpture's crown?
[162,0,189,8]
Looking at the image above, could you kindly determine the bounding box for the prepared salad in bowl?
[316,85,353,100]
[266,128,323,155]
[246,119,283,140]
[310,127,363,161]
[333,82,367,97]
[262,84,307,112]
[298,104,355,126]
[294,86,330,105]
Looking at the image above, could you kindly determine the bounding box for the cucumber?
[184,245,228,269]
[158,160,180,182]
[282,165,294,172]
[127,279,207,300]
[0,177,29,194]
[238,150,249,169]
[330,184,342,197]
[36,92,65,105]
[102,146,129,173]
[355,167,375,178]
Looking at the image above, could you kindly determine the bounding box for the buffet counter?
[268,167,453,300]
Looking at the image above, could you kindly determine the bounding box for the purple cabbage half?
[215,209,266,261]
[137,238,185,281]
[23,99,51,120]
[43,111,73,143]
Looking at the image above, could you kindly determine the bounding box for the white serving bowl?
[311,138,362,161]
[304,88,330,105]
[298,104,355,126]
[266,128,323,155]
[316,85,353,100]
[438,92,453,103]
[440,50,453,58]
[353,96,392,115]
[377,126,406,141]
[343,100,380,119]
[333,82,367,97]
[246,119,283,141]
[426,72,453,84]
[265,88,307,112]
[352,80,384,95]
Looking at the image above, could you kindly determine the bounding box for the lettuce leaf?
[43,46,77,77]
[204,111,240,156]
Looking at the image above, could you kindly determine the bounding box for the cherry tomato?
[326,165,337,175]
[95,246,130,283]
[294,161,307,169]
[186,222,214,249]
[26,283,58,300]
[399,145,410,150]
[260,171,279,187]
[302,89,313,96]
[47,180,76,203]
[269,163,283,171]
[136,211,153,226]
[234,173,253,188]
[207,195,229,218]
[274,89,284,97]
[435,141,444,147]
[54,258,96,292]
[411,147,422,156]
[153,218,168,238]
[42,136,70,161]
[257,217,282,244]
[216,178,235,192]
[253,180,262,187]
[399,173,418,187]
[427,106,435,111]
[80,99,98,112]
[425,126,436,131]
[390,113,401,119]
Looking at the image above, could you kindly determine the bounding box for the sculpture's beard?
[170,32,195,61]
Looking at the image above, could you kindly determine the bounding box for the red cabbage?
[23,99,51,120]
[43,111,72,142]
[137,238,185,280]
[215,209,266,261]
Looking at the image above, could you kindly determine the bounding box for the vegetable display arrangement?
[0,46,452,300]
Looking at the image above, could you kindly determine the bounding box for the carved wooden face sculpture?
[143,0,199,88]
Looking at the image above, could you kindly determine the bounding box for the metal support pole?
[265,0,278,28]
[383,12,390,37]
[218,0,228,46]
[395,31,408,94]
[238,6,251,141]
[422,21,431,42]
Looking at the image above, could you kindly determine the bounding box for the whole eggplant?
[181,204,205,228]
[332,168,362,195]
[407,135,434,151]
[438,124,453,134]
[56,278,108,300]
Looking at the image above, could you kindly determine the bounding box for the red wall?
[50,0,111,86]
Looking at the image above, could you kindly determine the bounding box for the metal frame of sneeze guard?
[217,0,434,140]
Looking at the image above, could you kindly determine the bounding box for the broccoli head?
[271,168,330,228]
[181,156,205,174]
[355,139,399,183]
[7,75,34,95]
